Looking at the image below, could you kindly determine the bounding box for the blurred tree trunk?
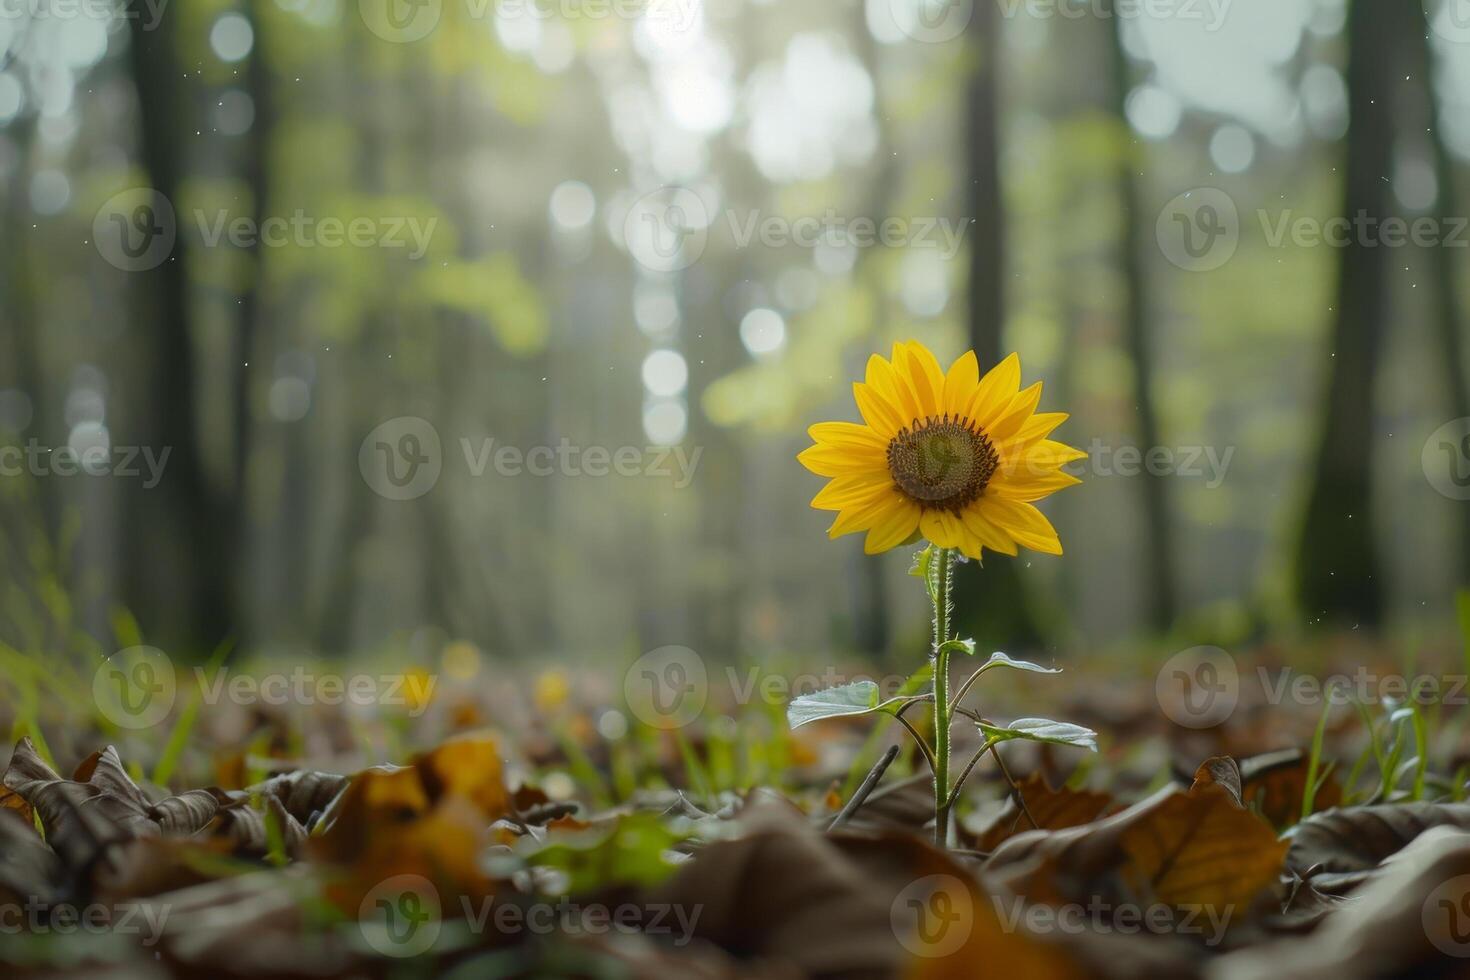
[1412,10,1470,587]
[232,0,274,648]
[849,9,893,657]
[1295,0,1414,627]
[1107,5,1177,630]
[125,15,233,652]
[954,0,1044,650]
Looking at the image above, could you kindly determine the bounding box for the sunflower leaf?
[976,651,1062,676]
[977,717,1098,752]
[786,681,918,730]
[909,545,937,603]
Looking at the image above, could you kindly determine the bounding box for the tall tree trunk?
[124,15,233,652]
[1107,5,1177,630]
[1413,7,1470,587]
[232,0,274,649]
[1294,0,1415,627]
[954,0,1044,650]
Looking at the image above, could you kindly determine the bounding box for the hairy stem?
[930,547,956,846]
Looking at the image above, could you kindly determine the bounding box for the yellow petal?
[965,352,1021,427]
[828,489,907,537]
[811,472,895,510]
[942,351,980,418]
[798,444,887,478]
[988,469,1083,501]
[978,497,1062,555]
[852,382,905,439]
[1013,440,1088,474]
[984,382,1043,443]
[808,421,888,452]
[919,509,967,550]
[997,412,1068,455]
[900,341,945,418]
[865,353,920,424]
[960,507,1018,556]
[863,498,921,554]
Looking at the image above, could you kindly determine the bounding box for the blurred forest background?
[1,0,1469,671]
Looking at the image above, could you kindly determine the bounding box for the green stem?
[930,547,956,846]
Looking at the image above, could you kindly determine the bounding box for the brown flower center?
[886,415,998,512]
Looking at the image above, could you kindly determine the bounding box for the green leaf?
[909,545,937,602]
[938,638,977,657]
[976,651,1061,675]
[786,681,918,730]
[978,717,1098,752]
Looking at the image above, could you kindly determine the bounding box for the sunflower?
[798,341,1084,559]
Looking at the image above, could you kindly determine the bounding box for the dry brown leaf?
[975,772,1117,852]
[1238,748,1343,829]
[986,781,1287,931]
[1286,801,1470,881]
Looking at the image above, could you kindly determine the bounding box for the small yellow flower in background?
[534,669,571,714]
[798,341,1084,558]
[403,667,436,714]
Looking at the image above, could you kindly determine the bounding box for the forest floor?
[4,631,1470,978]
